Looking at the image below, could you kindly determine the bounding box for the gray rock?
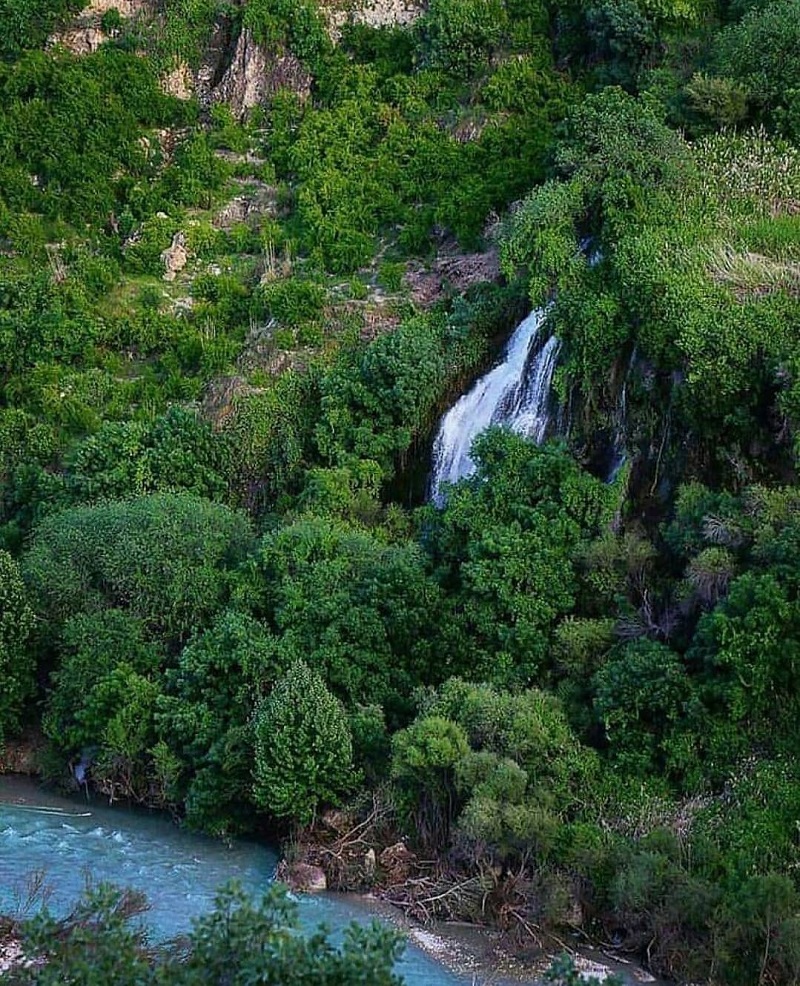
[161,233,188,282]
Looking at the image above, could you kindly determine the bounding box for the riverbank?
[0,776,660,985]
[338,891,660,985]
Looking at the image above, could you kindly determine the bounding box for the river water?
[0,783,464,985]
[0,779,656,985]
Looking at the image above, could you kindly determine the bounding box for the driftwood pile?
[287,799,578,958]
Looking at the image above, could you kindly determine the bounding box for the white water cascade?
[605,347,637,483]
[430,308,562,503]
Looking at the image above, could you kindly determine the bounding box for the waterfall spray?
[430,309,561,503]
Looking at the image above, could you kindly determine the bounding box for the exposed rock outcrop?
[49,0,151,54]
[84,0,147,17]
[161,62,194,101]
[210,29,312,120]
[161,232,188,281]
[213,186,278,230]
[326,0,425,38]
[404,248,502,307]
[0,737,42,775]
[54,25,106,54]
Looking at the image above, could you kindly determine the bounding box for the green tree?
[67,408,227,504]
[426,431,615,683]
[415,0,508,75]
[593,639,697,777]
[691,572,800,764]
[23,493,253,647]
[713,0,800,129]
[391,715,470,850]
[11,882,404,986]
[44,609,162,754]
[157,610,281,836]
[0,0,86,59]
[315,314,449,477]
[0,549,35,742]
[253,661,356,824]
[238,516,446,714]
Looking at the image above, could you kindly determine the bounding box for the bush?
[256,277,326,328]
[0,549,35,742]
[253,661,356,824]
[13,882,404,985]
[416,0,508,75]
[713,0,800,125]
[0,0,87,59]
[23,493,253,646]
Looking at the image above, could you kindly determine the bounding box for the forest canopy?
[1,0,800,982]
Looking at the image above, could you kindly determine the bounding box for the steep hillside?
[2,0,800,982]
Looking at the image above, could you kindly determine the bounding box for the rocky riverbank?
[274,805,665,986]
[0,777,661,985]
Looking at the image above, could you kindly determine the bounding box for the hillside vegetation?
[2,0,800,982]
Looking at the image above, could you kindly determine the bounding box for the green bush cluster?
[9,882,404,986]
[3,0,800,981]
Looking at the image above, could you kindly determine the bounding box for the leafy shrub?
[23,493,253,645]
[157,610,281,835]
[0,0,87,59]
[415,0,508,75]
[256,277,326,327]
[244,0,332,74]
[238,516,446,712]
[253,660,356,824]
[0,549,35,742]
[13,882,404,985]
[713,0,800,126]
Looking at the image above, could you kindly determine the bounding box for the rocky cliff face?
[52,0,423,116]
[49,0,152,54]
[326,0,425,37]
[209,28,311,119]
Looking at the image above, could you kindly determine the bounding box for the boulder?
[326,0,425,39]
[278,862,328,893]
[378,841,416,881]
[53,26,105,54]
[161,63,194,101]
[161,232,188,282]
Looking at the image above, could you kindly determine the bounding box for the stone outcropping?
[0,737,42,775]
[210,29,312,120]
[326,0,425,38]
[161,62,194,101]
[404,248,502,307]
[84,0,146,16]
[49,0,151,54]
[213,185,278,230]
[161,232,188,281]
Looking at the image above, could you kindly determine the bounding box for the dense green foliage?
[2,0,800,981]
[0,0,86,60]
[0,549,34,741]
[7,882,404,985]
[253,660,356,823]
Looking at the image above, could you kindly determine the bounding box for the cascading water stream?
[605,347,637,483]
[430,309,561,503]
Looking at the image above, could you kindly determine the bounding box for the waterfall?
[430,309,562,503]
[606,380,628,483]
[605,348,636,483]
